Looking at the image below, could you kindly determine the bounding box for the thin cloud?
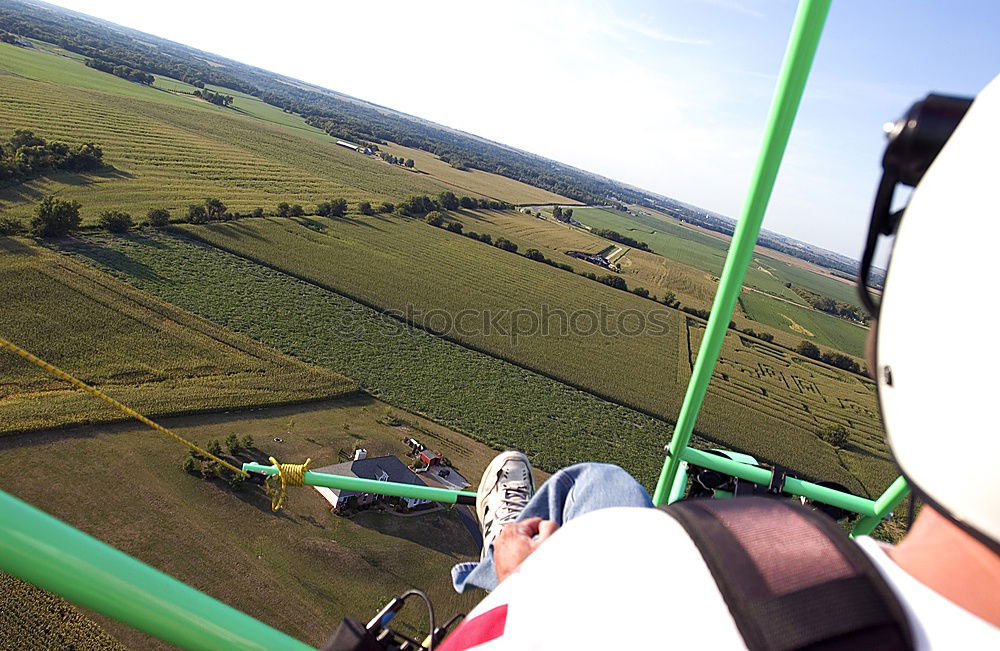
[612,17,712,45]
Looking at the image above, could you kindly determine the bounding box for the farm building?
[336,140,360,151]
[566,250,611,269]
[419,449,442,466]
[312,454,433,514]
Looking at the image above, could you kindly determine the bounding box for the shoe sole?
[475,451,534,534]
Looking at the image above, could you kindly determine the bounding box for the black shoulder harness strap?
[659,497,914,651]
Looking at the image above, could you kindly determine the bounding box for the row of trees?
[787,283,869,325]
[0,129,104,183]
[0,196,174,238]
[181,434,254,487]
[593,228,651,252]
[378,151,414,168]
[552,206,574,221]
[194,88,234,107]
[796,340,865,375]
[84,57,153,84]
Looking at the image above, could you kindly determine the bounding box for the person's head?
[859,75,1000,554]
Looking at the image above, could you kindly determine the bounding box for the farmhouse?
[312,452,433,514]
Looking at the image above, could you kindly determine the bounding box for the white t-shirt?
[438,507,998,650]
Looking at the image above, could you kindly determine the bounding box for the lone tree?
[818,423,849,448]
[277,202,291,217]
[425,211,445,227]
[204,198,226,220]
[30,196,82,238]
[404,159,414,168]
[358,201,375,216]
[146,208,170,227]
[289,204,305,217]
[552,206,563,220]
[187,204,208,224]
[98,210,133,233]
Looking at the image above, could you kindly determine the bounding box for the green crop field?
[739,290,868,357]
[451,210,723,312]
[572,206,869,356]
[0,237,355,434]
[0,396,502,648]
[60,223,892,498]
[57,231,698,489]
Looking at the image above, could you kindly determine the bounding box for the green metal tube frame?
[649,0,910,533]
[243,462,477,504]
[0,489,313,651]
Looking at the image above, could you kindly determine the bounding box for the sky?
[43,0,1000,261]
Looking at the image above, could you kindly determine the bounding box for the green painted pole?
[0,489,313,651]
[850,475,911,537]
[680,447,878,516]
[243,462,477,504]
[652,0,832,506]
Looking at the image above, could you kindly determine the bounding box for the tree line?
[378,151,414,168]
[84,57,153,84]
[593,228,651,252]
[193,88,234,107]
[0,129,104,184]
[787,283,869,325]
[796,340,865,375]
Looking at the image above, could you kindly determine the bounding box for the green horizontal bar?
[679,448,878,517]
[850,475,910,537]
[0,489,312,651]
[243,462,477,504]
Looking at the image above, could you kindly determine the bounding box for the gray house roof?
[313,455,427,500]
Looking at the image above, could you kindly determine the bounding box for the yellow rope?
[265,456,311,511]
[0,335,248,477]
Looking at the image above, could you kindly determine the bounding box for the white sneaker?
[476,451,535,559]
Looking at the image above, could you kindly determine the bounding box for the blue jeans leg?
[451,462,651,593]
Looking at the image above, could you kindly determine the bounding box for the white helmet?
[864,75,1000,550]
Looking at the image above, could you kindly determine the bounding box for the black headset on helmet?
[858,93,973,317]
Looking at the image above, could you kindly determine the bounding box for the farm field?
[58,231,689,489]
[177,214,693,426]
[739,290,868,357]
[0,573,123,650]
[451,210,721,312]
[0,237,355,434]
[0,41,446,223]
[375,141,578,205]
[70,222,893,497]
[0,396,499,648]
[571,206,868,355]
